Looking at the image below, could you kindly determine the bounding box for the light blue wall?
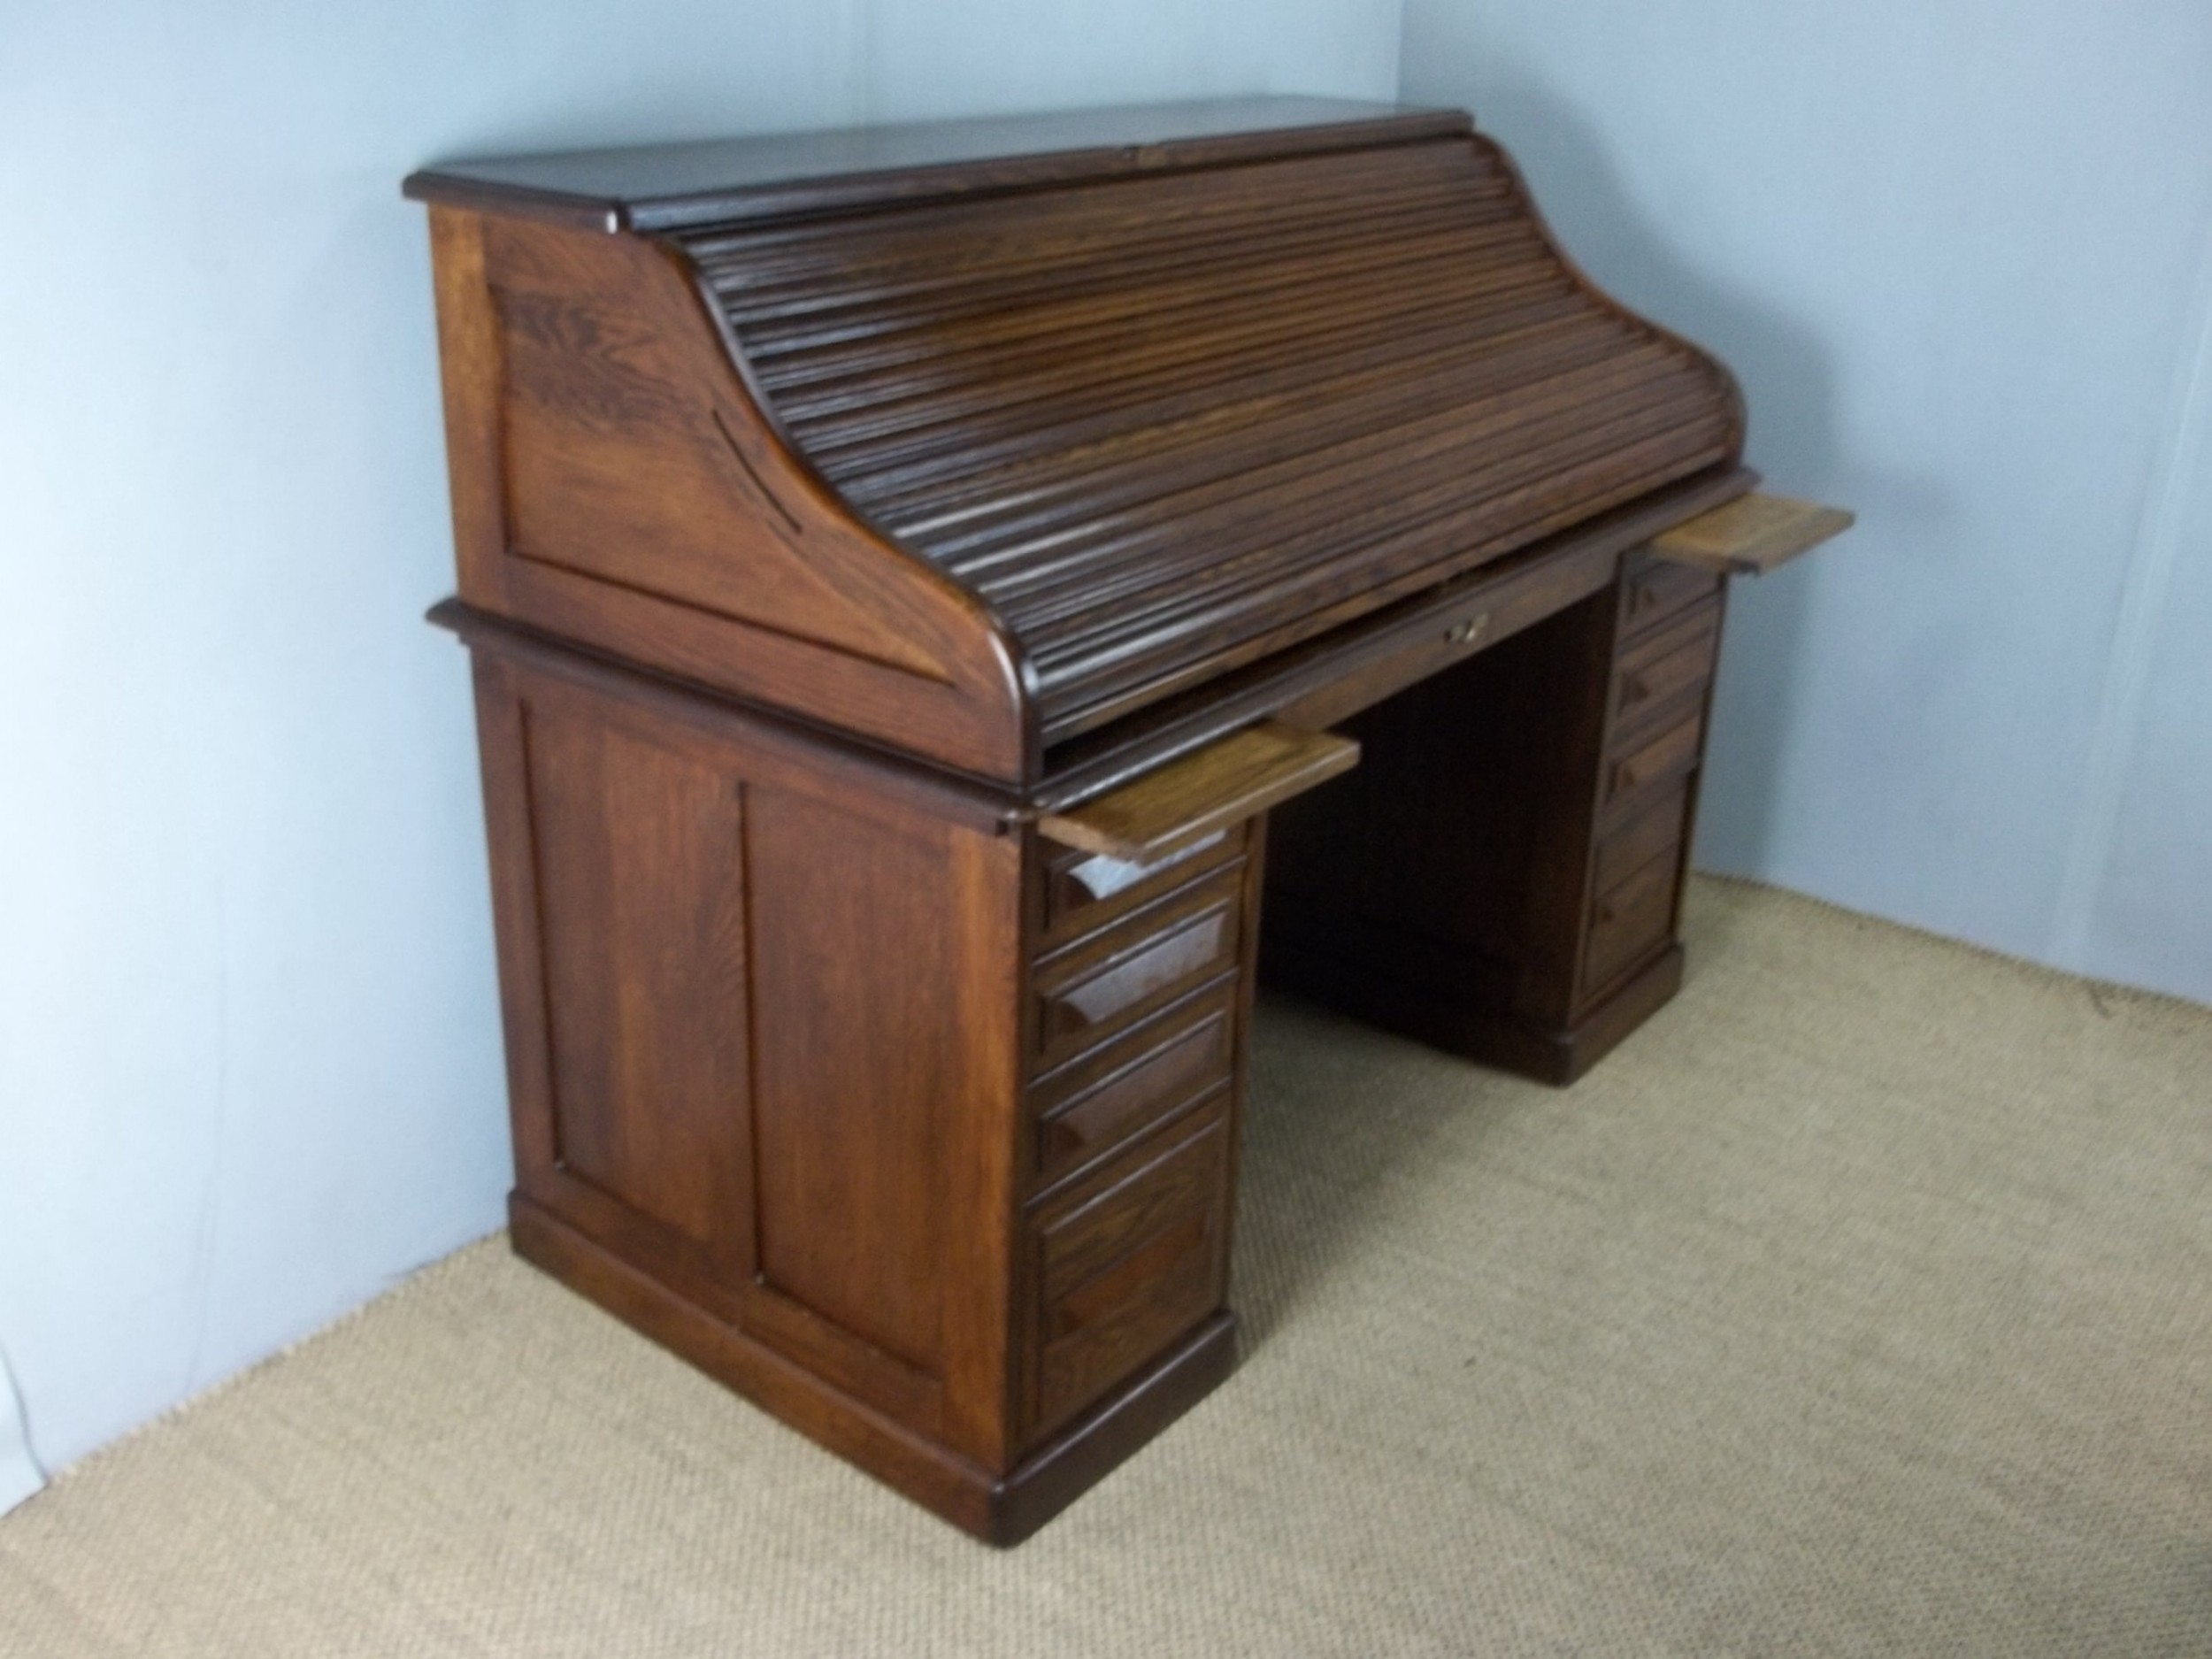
[0,0,1399,1473]
[1402,0,2212,1002]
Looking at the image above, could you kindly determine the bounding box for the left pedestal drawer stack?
[449,618,1352,1542]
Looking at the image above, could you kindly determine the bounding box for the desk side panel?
[468,650,1025,1470]
[426,206,1029,781]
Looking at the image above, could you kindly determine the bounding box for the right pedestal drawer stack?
[1578,552,1725,1007]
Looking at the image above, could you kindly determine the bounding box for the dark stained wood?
[471,656,1024,1463]
[404,98,1470,231]
[675,130,1741,745]
[1651,491,1855,575]
[430,211,1030,780]
[411,100,1851,1544]
[1026,1107,1232,1438]
[1038,722,1357,862]
[1040,826,1246,946]
[1040,464,1752,809]
[521,695,756,1285]
[426,210,511,609]
[1032,865,1246,1068]
[1261,545,1736,1084]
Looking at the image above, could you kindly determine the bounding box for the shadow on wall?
[1469,75,1839,875]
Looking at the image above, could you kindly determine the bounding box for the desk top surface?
[403,96,1469,232]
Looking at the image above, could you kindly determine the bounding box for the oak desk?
[404,96,1847,1543]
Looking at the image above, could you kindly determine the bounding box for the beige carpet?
[5,878,2209,1657]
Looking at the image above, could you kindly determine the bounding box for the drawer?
[1593,781,1688,895]
[1582,847,1678,996]
[1040,824,1245,948]
[1611,602,1718,733]
[1604,709,1704,813]
[1033,864,1244,1067]
[1032,980,1236,1187]
[1620,554,1721,641]
[1027,1108,1230,1438]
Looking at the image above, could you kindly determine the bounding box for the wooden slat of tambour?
[990,359,1714,632]
[882,325,1644,559]
[1025,401,1728,657]
[691,142,1492,299]
[943,345,1686,592]
[1034,424,1738,739]
[728,175,1536,381]
[791,270,1578,504]
[838,297,1599,533]
[727,196,1526,356]
[766,231,1559,452]
[685,136,1490,270]
[1026,413,1732,713]
[746,212,1525,413]
[1648,493,1855,575]
[709,180,1502,341]
[671,127,1744,745]
[749,224,1553,395]
[856,299,1600,529]
[1036,722,1360,863]
[754,219,1550,396]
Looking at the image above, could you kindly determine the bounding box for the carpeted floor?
[4,877,2208,1657]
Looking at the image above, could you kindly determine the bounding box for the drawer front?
[1620,554,1722,641]
[1604,710,1704,812]
[1027,1109,1230,1438]
[1033,865,1244,1066]
[1032,981,1236,1188]
[1582,847,1679,996]
[1612,603,1718,733]
[1041,824,1245,948]
[1593,781,1689,895]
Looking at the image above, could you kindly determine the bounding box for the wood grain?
[1649,491,1854,575]
[408,98,1841,1542]
[672,127,1743,750]
[1038,722,1357,862]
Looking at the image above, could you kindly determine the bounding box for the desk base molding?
[1260,935,1686,1086]
[511,1195,1235,1545]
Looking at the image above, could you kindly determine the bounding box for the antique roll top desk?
[404,96,1849,1543]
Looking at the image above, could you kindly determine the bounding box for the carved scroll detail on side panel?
[457,214,1029,781]
[489,276,951,681]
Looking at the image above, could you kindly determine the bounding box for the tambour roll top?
[408,98,1745,780]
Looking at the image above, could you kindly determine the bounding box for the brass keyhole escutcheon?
[1446,612,1491,646]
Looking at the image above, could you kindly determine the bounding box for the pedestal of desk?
[1262,552,1727,1084]
[461,630,1294,1546]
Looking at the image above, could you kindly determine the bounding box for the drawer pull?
[1039,904,1236,1049]
[1445,611,1490,646]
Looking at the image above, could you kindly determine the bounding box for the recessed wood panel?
[521,699,754,1279]
[746,787,1015,1378]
